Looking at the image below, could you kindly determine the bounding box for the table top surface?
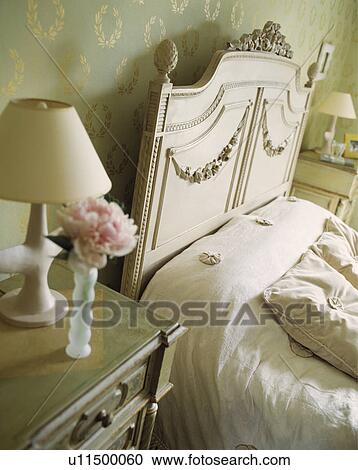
[300,150,358,175]
[0,262,176,449]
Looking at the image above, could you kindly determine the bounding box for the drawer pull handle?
[96,409,113,428]
[124,424,136,449]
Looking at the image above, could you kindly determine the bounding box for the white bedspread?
[142,198,358,449]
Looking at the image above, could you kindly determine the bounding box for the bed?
[143,198,358,449]
[120,22,358,449]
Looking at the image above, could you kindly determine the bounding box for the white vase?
[65,253,98,359]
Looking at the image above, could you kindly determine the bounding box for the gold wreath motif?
[1,49,25,96]
[231,1,244,31]
[106,143,130,177]
[204,0,221,22]
[170,0,189,14]
[84,104,112,138]
[181,26,199,57]
[27,0,65,40]
[95,5,123,48]
[59,53,91,94]
[116,57,140,95]
[144,16,166,48]
[133,102,145,135]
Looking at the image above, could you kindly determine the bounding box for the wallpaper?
[0,0,357,287]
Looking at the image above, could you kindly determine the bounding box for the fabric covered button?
[235,444,257,450]
[255,216,273,226]
[328,296,344,310]
[199,251,221,265]
[288,336,313,358]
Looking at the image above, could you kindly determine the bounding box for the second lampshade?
[318,91,356,156]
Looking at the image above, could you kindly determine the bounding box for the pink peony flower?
[58,198,138,269]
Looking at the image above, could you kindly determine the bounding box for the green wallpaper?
[0,0,357,287]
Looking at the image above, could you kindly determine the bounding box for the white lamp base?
[0,203,68,328]
[321,115,337,155]
[0,288,68,327]
[66,343,92,359]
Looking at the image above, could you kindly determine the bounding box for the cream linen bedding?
[264,250,358,378]
[142,198,358,449]
[312,218,358,288]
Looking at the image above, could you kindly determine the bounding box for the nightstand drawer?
[104,411,145,450]
[295,156,358,197]
[30,360,149,449]
[82,409,145,450]
[291,183,340,213]
[107,419,138,450]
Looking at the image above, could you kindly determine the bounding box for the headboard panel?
[121,25,322,299]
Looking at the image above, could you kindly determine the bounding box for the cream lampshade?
[318,91,356,155]
[0,98,112,327]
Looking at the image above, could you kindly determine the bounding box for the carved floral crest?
[227,21,293,59]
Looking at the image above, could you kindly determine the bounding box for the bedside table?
[0,262,185,449]
[292,150,358,225]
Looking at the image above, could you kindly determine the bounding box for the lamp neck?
[328,115,337,135]
[25,203,48,246]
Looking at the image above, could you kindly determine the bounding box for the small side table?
[292,150,358,225]
[0,262,185,449]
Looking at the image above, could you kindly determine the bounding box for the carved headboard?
[121,22,322,300]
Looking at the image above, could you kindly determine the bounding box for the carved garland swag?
[171,104,251,184]
[262,100,298,158]
[170,100,298,184]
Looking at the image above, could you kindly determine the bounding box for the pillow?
[312,218,358,288]
[264,250,358,378]
[327,217,358,252]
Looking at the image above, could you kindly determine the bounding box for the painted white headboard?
[121,22,322,300]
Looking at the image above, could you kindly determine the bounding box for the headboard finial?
[227,20,293,59]
[305,62,319,88]
[154,39,178,83]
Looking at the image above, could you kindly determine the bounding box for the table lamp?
[0,98,112,327]
[318,91,356,155]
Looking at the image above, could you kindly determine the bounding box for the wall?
[0,0,357,287]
